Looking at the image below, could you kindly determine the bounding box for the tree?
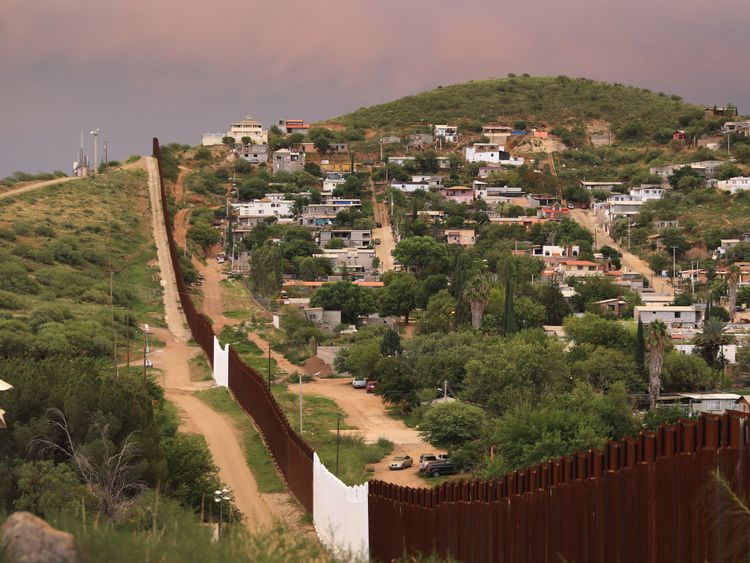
[251,241,283,296]
[502,279,516,335]
[420,402,486,450]
[393,236,449,276]
[375,356,419,408]
[221,136,235,147]
[645,320,669,409]
[14,460,90,518]
[727,265,740,322]
[538,280,570,325]
[635,319,645,374]
[162,433,223,511]
[662,352,719,392]
[380,329,402,357]
[563,313,632,349]
[692,318,736,368]
[378,273,419,322]
[310,281,375,324]
[463,275,491,330]
[240,136,252,146]
[418,290,456,334]
[187,223,221,256]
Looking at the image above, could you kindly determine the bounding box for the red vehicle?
[366,380,378,393]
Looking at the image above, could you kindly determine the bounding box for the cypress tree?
[502,278,517,335]
[635,318,645,373]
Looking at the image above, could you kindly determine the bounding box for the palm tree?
[645,320,669,409]
[727,265,740,323]
[463,274,491,330]
[692,317,736,368]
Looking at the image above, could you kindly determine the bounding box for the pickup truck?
[420,459,457,477]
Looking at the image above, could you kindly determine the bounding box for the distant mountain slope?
[327,75,704,136]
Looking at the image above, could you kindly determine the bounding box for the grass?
[189,352,213,382]
[195,387,285,494]
[386,405,420,429]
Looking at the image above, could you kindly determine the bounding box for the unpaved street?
[0,176,80,200]
[571,208,675,297]
[303,378,432,488]
[372,190,396,272]
[143,156,275,530]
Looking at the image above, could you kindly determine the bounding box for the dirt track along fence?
[152,139,314,513]
[153,139,750,562]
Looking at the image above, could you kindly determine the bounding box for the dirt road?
[144,156,274,529]
[0,176,80,200]
[303,378,431,487]
[571,208,675,297]
[371,190,396,272]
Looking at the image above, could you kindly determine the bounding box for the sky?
[1,0,748,177]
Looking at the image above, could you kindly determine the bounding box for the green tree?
[221,136,235,146]
[187,223,221,256]
[463,274,491,330]
[14,461,90,518]
[378,273,419,323]
[418,290,456,334]
[646,320,669,408]
[563,314,633,349]
[691,317,736,368]
[310,281,375,323]
[420,402,486,450]
[502,279,516,335]
[162,433,223,511]
[727,265,740,322]
[251,241,283,296]
[662,352,719,392]
[538,280,570,324]
[635,319,645,374]
[380,329,402,357]
[375,356,419,408]
[393,236,449,276]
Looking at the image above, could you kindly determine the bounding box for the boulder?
[1,512,77,563]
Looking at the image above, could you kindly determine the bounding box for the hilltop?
[325,75,706,140]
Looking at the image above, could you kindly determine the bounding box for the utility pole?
[671,246,677,294]
[335,417,340,475]
[443,379,448,400]
[143,324,149,390]
[267,344,272,389]
[90,129,100,175]
[298,373,303,433]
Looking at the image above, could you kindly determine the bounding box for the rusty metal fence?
[369,412,750,563]
[152,139,313,512]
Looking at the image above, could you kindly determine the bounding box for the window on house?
[674,312,681,318]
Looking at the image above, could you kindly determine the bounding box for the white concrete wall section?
[313,453,369,558]
[213,336,229,387]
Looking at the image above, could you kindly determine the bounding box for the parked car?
[145,359,153,368]
[388,455,413,470]
[366,380,378,393]
[352,377,367,389]
[419,453,437,471]
[421,459,457,477]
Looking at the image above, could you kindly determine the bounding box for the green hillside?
[328,75,704,137]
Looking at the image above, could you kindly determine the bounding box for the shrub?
[35,224,56,238]
[0,290,24,309]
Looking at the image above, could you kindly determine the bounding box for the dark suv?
[420,459,457,477]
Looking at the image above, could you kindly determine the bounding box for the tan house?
[445,229,476,247]
[556,260,600,277]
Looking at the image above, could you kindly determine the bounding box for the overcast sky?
[1,0,748,177]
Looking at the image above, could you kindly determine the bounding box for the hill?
[326,75,705,139]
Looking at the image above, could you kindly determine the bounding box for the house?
[444,229,476,247]
[301,200,362,228]
[482,125,513,144]
[387,156,415,166]
[237,144,269,164]
[436,157,451,169]
[533,245,580,258]
[417,210,445,222]
[277,119,310,135]
[465,144,524,166]
[634,305,703,329]
[381,135,401,145]
[656,393,749,415]
[649,161,726,183]
[673,344,738,365]
[301,308,342,332]
[721,120,750,136]
[323,175,347,194]
[716,177,750,194]
[406,134,434,149]
[202,115,269,146]
[596,298,628,317]
[434,125,458,143]
[673,130,687,141]
[296,142,348,154]
[629,185,665,201]
[538,204,571,221]
[580,181,625,192]
[318,229,372,249]
[532,129,549,139]
[231,198,295,234]
[313,248,377,275]
[441,186,474,204]
[716,262,750,286]
[706,106,739,117]
[272,149,305,174]
[597,195,644,226]
[390,180,432,193]
[489,216,541,229]
[556,260,600,277]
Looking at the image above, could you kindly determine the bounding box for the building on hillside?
[580,181,624,192]
[656,393,748,415]
[673,130,687,141]
[323,175,347,194]
[387,156,415,166]
[381,135,401,145]
[596,298,628,317]
[313,248,377,275]
[296,142,348,154]
[390,180,432,193]
[715,262,750,286]
[465,143,514,165]
[433,125,458,143]
[417,210,446,222]
[406,133,434,149]
[436,156,451,169]
[537,204,570,221]
[301,308,342,332]
[301,200,361,228]
[596,194,644,227]
[629,185,666,201]
[722,120,750,136]
[444,229,476,247]
[203,115,269,146]
[231,198,296,235]
[488,216,541,229]
[272,149,305,174]
[277,119,310,135]
[237,144,269,164]
[634,305,703,329]
[716,177,750,194]
[441,186,474,204]
[533,245,580,258]
[649,161,726,183]
[318,229,372,249]
[482,125,513,144]
[706,106,739,117]
[556,260,600,277]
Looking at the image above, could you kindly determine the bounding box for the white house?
[634,305,703,329]
[390,180,431,193]
[387,156,415,166]
[629,185,666,201]
[465,144,524,166]
[716,177,750,194]
[434,125,458,143]
[232,198,294,220]
[656,393,749,415]
[580,181,625,192]
[202,115,269,146]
